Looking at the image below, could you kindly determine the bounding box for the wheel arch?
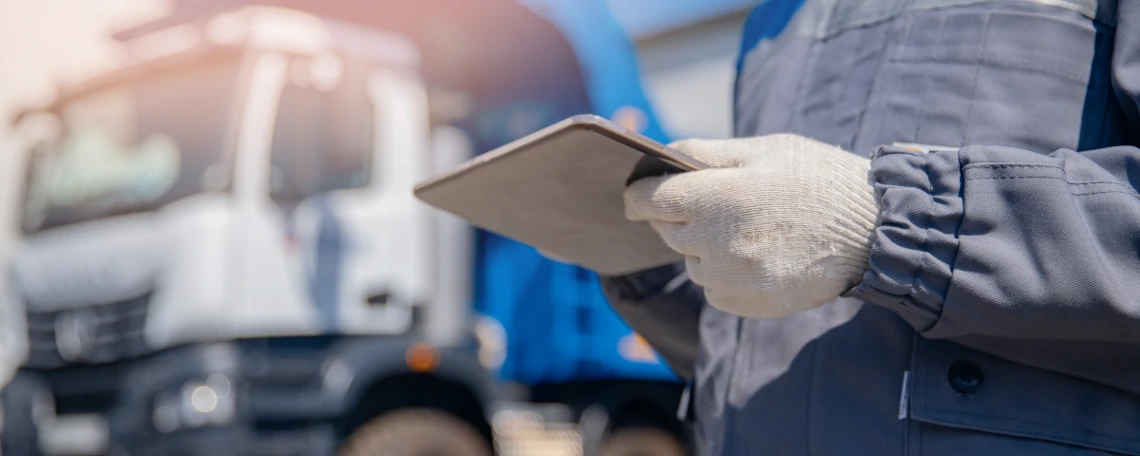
[329,341,498,447]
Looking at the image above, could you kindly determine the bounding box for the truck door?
[266,54,432,336]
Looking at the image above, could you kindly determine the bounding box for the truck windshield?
[21,55,242,232]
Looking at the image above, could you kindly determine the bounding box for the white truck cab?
[1,7,495,456]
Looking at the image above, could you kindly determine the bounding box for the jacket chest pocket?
[905,337,1140,455]
[855,1,1101,156]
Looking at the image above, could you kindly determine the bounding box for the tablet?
[413,114,708,275]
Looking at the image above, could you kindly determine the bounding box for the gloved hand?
[624,134,879,318]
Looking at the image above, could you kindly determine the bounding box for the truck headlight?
[152,373,234,433]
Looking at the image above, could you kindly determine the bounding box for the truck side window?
[269,58,374,203]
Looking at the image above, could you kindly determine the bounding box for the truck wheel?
[599,427,687,456]
[338,408,490,456]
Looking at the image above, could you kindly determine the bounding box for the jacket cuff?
[845,146,965,332]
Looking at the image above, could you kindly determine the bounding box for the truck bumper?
[0,342,337,456]
[2,336,499,456]
[129,424,337,456]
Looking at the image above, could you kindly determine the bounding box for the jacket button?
[948,360,983,394]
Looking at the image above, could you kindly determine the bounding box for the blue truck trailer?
[471,1,689,454]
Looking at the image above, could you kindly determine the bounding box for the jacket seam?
[967,176,1065,180]
[798,0,1108,41]
[1072,189,1140,197]
[786,7,830,134]
[920,408,1140,443]
[902,332,921,456]
[961,162,1138,193]
[720,316,745,456]
[961,12,992,145]
[962,175,1139,196]
[888,56,1090,84]
[853,11,913,152]
[1068,180,1139,185]
[911,12,944,144]
[962,163,1059,169]
[805,340,821,456]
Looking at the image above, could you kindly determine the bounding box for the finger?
[667,138,750,168]
[624,166,742,224]
[623,172,699,223]
[647,221,704,257]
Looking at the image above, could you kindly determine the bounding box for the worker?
[601,0,1140,454]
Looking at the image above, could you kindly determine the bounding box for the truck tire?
[338,408,491,456]
[599,427,687,456]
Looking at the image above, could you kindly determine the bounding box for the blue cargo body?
[471,0,679,386]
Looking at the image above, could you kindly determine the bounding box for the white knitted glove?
[624,134,879,318]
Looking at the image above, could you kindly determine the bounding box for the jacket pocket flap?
[908,338,1140,455]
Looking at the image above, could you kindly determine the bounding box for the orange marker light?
[612,106,648,133]
[405,343,440,373]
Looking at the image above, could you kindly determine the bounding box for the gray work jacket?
[602,0,1140,454]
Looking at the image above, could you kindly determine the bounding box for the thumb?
[667,138,752,168]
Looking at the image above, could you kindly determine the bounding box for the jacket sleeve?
[849,144,1140,340]
[848,1,1140,392]
[599,263,703,381]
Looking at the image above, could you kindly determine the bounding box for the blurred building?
[611,0,757,139]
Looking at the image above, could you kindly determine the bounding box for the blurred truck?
[1,7,498,455]
[0,3,689,456]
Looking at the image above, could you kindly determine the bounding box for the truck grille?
[25,293,152,369]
